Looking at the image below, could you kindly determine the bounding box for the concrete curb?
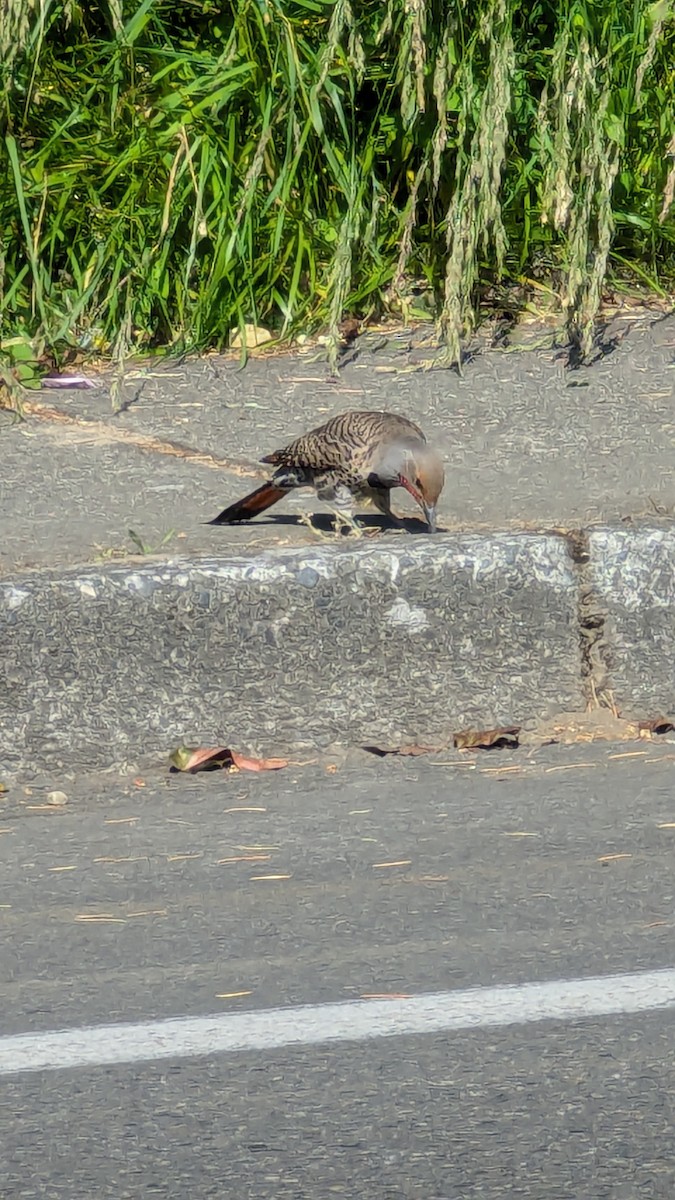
[587,527,675,716]
[1,527,672,777]
[2,533,583,776]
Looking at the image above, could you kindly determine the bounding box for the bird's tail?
[208,482,287,525]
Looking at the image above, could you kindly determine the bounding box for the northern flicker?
[208,410,444,535]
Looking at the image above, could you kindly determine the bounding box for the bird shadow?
[211,511,434,535]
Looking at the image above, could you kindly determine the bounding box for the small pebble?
[46,790,68,807]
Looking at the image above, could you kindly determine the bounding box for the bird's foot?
[297,511,373,540]
[297,513,336,541]
[331,511,365,538]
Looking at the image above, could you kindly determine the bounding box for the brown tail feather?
[208,482,287,525]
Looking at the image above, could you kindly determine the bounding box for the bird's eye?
[415,477,422,489]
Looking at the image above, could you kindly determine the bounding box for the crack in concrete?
[563,529,612,711]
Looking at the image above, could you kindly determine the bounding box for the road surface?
[2,742,675,1197]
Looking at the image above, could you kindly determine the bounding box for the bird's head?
[371,441,445,532]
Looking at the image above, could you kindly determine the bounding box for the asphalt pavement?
[2,741,675,1197]
[2,310,675,575]
[2,311,675,777]
[2,311,675,1195]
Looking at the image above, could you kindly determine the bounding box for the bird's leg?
[310,481,364,539]
[330,508,364,538]
[367,486,406,533]
[330,484,366,537]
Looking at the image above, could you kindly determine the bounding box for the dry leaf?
[229,323,272,350]
[454,726,521,751]
[638,717,675,736]
[362,742,445,758]
[339,316,360,344]
[231,750,288,773]
[169,746,288,774]
[170,746,233,773]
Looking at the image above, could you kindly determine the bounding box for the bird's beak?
[423,503,437,533]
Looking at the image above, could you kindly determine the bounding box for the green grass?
[1,0,675,373]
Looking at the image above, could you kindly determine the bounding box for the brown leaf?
[169,746,287,774]
[638,717,675,736]
[170,746,235,773]
[453,726,521,751]
[339,316,360,344]
[362,742,445,758]
[230,751,288,773]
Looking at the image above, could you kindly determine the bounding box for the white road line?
[2,967,675,1076]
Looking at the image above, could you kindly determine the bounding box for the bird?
[208,410,444,536]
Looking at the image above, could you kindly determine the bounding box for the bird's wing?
[261,411,426,471]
